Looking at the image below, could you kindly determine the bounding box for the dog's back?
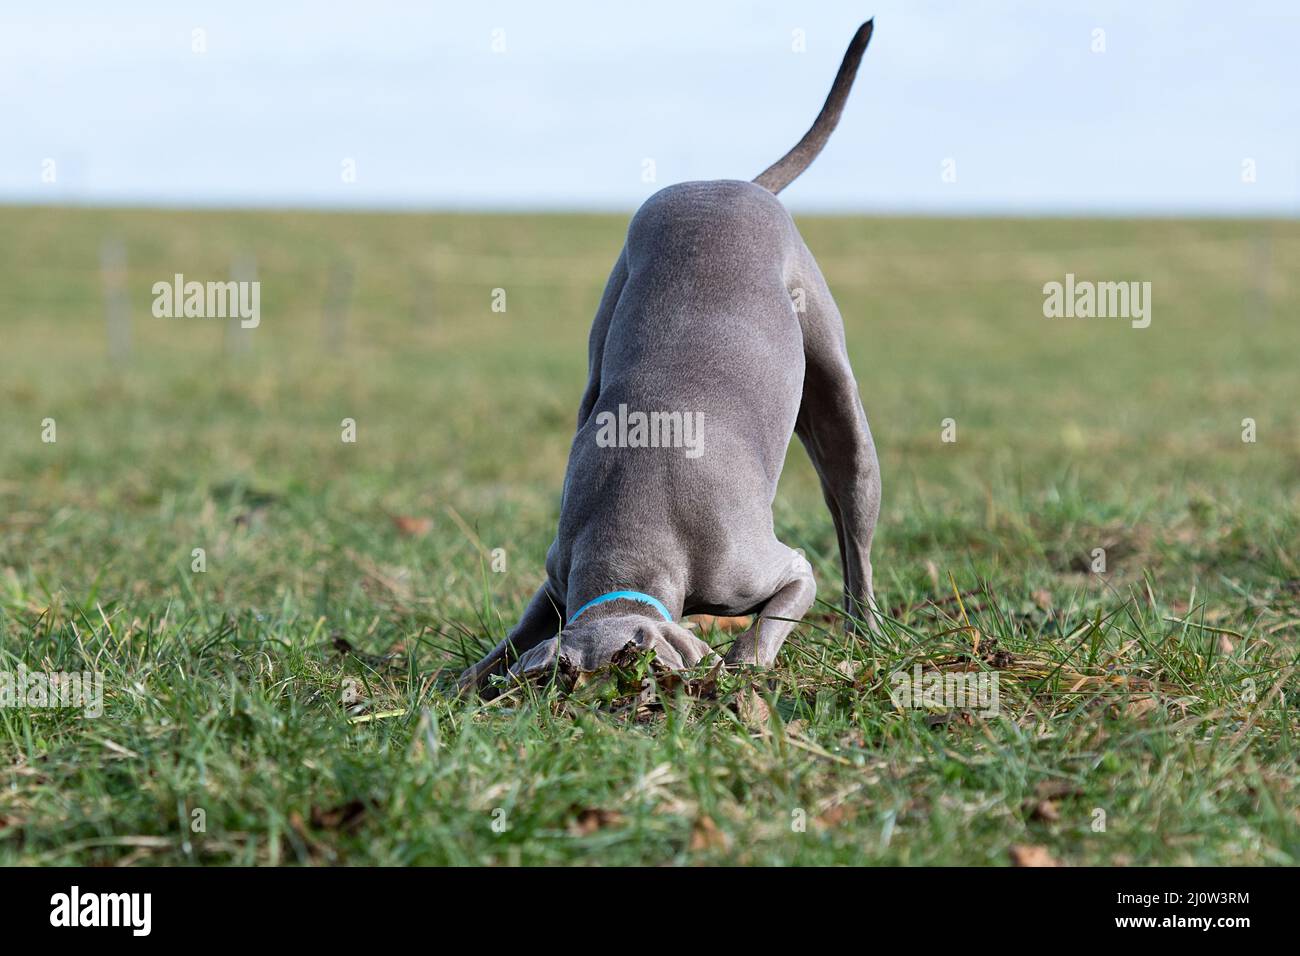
[551,179,806,602]
[611,178,807,450]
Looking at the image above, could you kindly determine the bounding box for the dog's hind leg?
[789,245,882,633]
[574,248,628,429]
[722,551,817,667]
[458,583,566,692]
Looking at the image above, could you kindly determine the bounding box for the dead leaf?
[734,689,770,726]
[1217,633,1235,654]
[1031,800,1060,822]
[1032,589,1053,611]
[1009,844,1061,867]
[568,807,624,836]
[689,614,751,632]
[392,515,433,537]
[816,804,857,828]
[1124,695,1159,719]
[836,659,863,681]
[689,815,731,853]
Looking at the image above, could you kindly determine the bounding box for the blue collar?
[567,590,673,626]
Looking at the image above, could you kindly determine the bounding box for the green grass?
[1,205,1297,865]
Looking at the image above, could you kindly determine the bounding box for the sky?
[2,1,1297,214]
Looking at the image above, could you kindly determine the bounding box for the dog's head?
[509,614,717,682]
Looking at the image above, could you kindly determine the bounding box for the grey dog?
[462,21,881,689]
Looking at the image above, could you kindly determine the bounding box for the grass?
[0,205,1297,865]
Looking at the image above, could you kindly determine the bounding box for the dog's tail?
[752,20,874,195]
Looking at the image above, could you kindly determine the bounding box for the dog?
[462,21,881,689]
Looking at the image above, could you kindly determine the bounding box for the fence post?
[1248,233,1270,323]
[323,258,354,352]
[100,238,130,361]
[227,252,257,355]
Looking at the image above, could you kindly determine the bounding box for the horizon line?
[4,196,1296,221]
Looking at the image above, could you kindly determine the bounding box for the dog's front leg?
[458,584,565,692]
[722,557,817,668]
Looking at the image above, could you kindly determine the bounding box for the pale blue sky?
[3,1,1296,213]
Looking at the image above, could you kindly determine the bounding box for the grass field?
[1,205,1297,865]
